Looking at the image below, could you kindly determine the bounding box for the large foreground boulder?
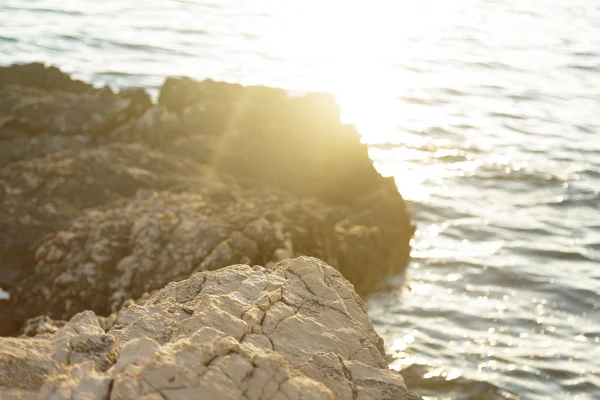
[0,258,418,399]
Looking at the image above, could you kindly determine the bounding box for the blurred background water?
[1,0,599,398]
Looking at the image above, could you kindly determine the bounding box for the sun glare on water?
[250,0,460,201]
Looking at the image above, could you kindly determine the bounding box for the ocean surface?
[1,0,599,398]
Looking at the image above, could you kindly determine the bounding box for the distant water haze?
[1,0,599,398]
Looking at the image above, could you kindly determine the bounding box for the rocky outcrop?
[0,62,91,93]
[0,62,414,338]
[158,78,385,205]
[0,144,207,333]
[0,82,149,168]
[0,258,417,399]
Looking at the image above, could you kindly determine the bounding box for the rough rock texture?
[0,144,206,333]
[0,258,415,399]
[0,62,414,337]
[0,81,150,167]
[7,176,407,334]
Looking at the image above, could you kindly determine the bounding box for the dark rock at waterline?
[0,62,92,93]
[0,62,414,336]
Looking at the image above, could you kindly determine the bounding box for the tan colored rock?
[0,258,417,399]
[22,316,66,337]
[106,106,185,147]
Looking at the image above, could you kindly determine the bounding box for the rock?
[0,144,207,334]
[6,179,410,329]
[8,186,286,323]
[0,179,337,325]
[157,76,415,294]
[118,87,153,109]
[0,64,414,337]
[105,106,185,147]
[0,198,75,336]
[0,131,90,168]
[0,62,92,93]
[0,85,141,138]
[158,78,387,205]
[22,316,67,337]
[0,80,150,167]
[0,258,417,399]
[0,143,201,207]
[162,134,217,163]
[158,77,244,115]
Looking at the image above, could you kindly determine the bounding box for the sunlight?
[254,0,463,200]
[263,0,456,125]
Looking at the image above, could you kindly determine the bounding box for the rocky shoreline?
[0,63,418,399]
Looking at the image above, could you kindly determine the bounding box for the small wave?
[436,154,469,163]
[561,377,600,398]
[508,94,536,102]
[94,71,144,78]
[572,51,599,57]
[400,65,426,73]
[452,123,477,130]
[3,6,86,17]
[567,64,599,71]
[100,40,194,56]
[489,112,526,120]
[58,34,82,42]
[422,126,462,139]
[176,28,209,35]
[0,36,17,43]
[397,364,519,400]
[470,168,566,190]
[575,124,596,133]
[579,168,600,179]
[546,194,600,209]
[400,96,428,104]
[583,242,600,251]
[506,246,594,262]
[441,88,464,96]
[539,283,600,310]
[494,225,551,237]
[466,60,513,70]
[502,123,535,135]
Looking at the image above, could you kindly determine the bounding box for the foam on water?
[1,0,599,398]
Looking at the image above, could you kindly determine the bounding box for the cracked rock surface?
[0,257,415,400]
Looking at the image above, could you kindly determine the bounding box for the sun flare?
[250,0,460,201]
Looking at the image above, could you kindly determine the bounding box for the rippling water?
[2,0,599,398]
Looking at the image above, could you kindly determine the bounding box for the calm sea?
[1,0,599,398]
